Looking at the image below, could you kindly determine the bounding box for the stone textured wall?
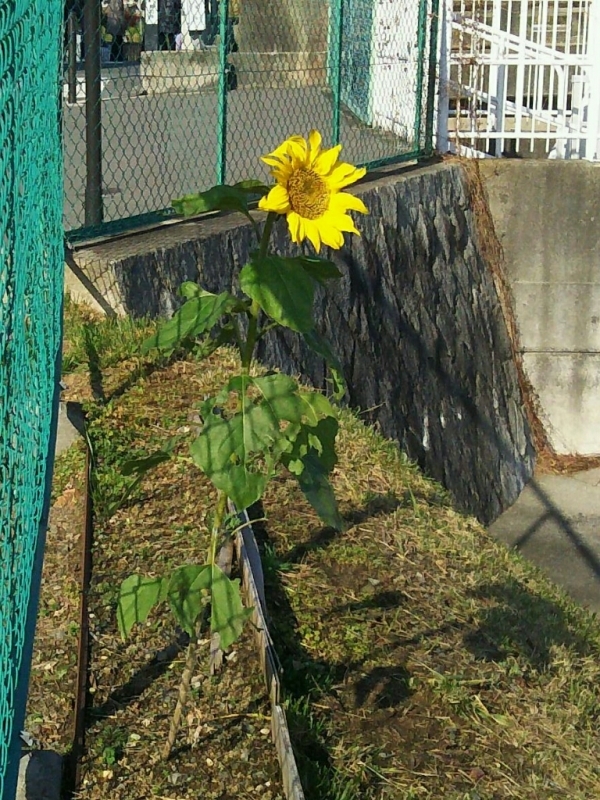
[84,162,535,523]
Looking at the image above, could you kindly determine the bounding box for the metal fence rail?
[0,0,64,795]
[63,0,439,240]
[438,0,600,159]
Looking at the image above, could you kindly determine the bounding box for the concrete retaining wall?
[69,162,535,523]
[480,160,600,455]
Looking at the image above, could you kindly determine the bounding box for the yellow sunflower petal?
[261,154,289,168]
[303,219,322,252]
[328,162,366,190]
[313,144,342,176]
[271,161,294,185]
[308,129,322,164]
[261,135,306,166]
[286,211,302,243]
[329,191,368,215]
[287,136,309,167]
[317,221,345,250]
[321,210,359,235]
[259,184,291,214]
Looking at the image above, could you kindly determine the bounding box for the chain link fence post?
[83,0,103,225]
[425,0,440,156]
[331,0,344,145]
[217,0,229,184]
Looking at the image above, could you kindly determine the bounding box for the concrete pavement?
[63,85,407,232]
[489,468,600,613]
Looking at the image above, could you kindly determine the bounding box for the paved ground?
[55,402,85,456]
[490,468,600,614]
[63,79,407,232]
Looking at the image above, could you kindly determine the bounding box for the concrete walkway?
[490,468,600,614]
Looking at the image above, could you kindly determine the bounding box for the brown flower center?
[287,168,330,220]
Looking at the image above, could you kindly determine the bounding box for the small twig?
[161,619,201,761]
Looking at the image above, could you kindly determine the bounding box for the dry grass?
[27,298,600,800]
[261,415,600,798]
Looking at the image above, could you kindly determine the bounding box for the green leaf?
[121,436,180,476]
[172,185,256,222]
[117,575,168,639]
[189,408,274,509]
[191,376,339,507]
[141,292,236,354]
[210,565,253,649]
[233,179,270,197]
[294,256,342,284]
[167,565,211,635]
[293,451,344,530]
[302,328,347,400]
[179,281,205,299]
[240,255,315,333]
[283,415,339,474]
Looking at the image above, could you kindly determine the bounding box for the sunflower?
[258,130,368,252]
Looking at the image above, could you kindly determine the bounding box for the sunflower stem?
[258,212,276,259]
[242,212,276,371]
[162,490,228,761]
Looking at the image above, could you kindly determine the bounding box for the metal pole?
[424,0,440,156]
[216,0,229,184]
[84,0,103,226]
[331,0,343,145]
[413,0,429,151]
[68,11,78,104]
[436,0,451,153]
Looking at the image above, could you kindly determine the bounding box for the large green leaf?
[293,256,342,284]
[294,451,344,530]
[302,328,347,400]
[240,255,315,333]
[191,375,337,508]
[251,373,315,426]
[283,415,339,475]
[167,565,211,635]
[189,407,275,509]
[233,179,270,197]
[141,292,236,354]
[172,185,257,222]
[117,575,168,639]
[210,565,253,649]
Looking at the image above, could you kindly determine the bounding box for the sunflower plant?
[116,131,367,758]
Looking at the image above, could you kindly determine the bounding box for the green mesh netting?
[0,0,64,793]
[62,0,438,239]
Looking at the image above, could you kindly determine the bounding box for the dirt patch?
[26,464,85,751]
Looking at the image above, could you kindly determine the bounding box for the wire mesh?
[62,0,439,239]
[0,0,64,794]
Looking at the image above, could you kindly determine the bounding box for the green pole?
[217,0,229,184]
[425,0,440,156]
[331,0,344,145]
[413,0,429,153]
[84,0,103,226]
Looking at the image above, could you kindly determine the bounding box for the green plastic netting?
[0,0,64,794]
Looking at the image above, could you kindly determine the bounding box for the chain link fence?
[0,0,64,794]
[63,0,439,240]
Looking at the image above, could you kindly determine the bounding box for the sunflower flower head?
[258,130,368,252]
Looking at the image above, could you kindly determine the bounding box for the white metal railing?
[437,0,600,159]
